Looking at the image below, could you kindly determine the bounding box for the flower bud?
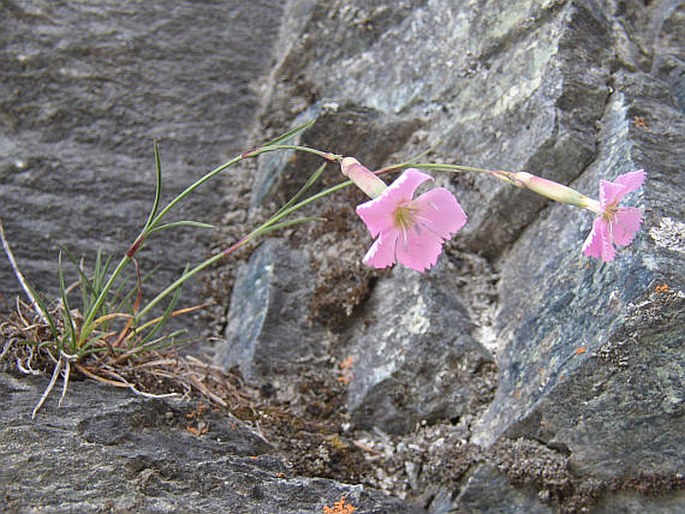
[511,172,599,212]
[340,157,387,199]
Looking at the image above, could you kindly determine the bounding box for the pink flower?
[356,168,467,272]
[582,170,646,262]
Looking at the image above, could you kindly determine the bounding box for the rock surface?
[216,0,685,512]
[0,0,283,316]
[2,0,685,513]
[0,371,425,514]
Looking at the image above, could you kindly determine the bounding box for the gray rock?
[0,1,283,317]
[259,0,616,258]
[593,490,685,514]
[452,464,554,514]
[215,238,328,378]
[470,46,685,514]
[0,371,426,513]
[476,60,685,444]
[3,0,685,512]
[345,264,497,435]
[232,0,685,511]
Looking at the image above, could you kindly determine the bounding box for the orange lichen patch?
[323,496,357,514]
[186,401,207,420]
[337,356,354,385]
[655,283,670,294]
[575,346,587,356]
[186,422,208,437]
[633,116,648,128]
[186,402,209,436]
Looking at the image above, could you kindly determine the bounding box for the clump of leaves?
[0,120,343,416]
[0,230,210,417]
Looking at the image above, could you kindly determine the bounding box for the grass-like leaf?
[253,216,326,239]
[143,141,163,231]
[57,252,78,354]
[148,220,216,235]
[23,281,60,342]
[275,163,327,216]
[263,118,316,148]
[133,270,185,349]
[61,247,97,313]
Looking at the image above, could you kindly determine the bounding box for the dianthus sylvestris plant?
[341,158,467,272]
[343,158,646,269]
[581,170,646,262]
[0,119,646,415]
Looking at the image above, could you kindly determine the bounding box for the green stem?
[78,255,131,347]
[149,145,339,233]
[136,178,354,321]
[411,162,517,184]
[245,144,341,162]
[149,154,244,232]
[87,143,340,333]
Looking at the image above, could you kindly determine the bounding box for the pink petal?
[599,170,646,209]
[583,217,616,262]
[611,207,643,247]
[356,195,397,238]
[614,170,646,193]
[599,180,628,210]
[395,225,444,272]
[363,231,398,269]
[356,169,435,238]
[384,168,433,203]
[413,188,467,239]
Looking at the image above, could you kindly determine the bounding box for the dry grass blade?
[32,356,63,419]
[1,220,50,325]
[4,294,252,417]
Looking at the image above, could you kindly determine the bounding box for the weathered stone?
[452,464,554,514]
[0,1,283,317]
[470,51,685,514]
[238,0,685,511]
[0,371,426,513]
[345,263,497,435]
[3,0,685,512]
[215,238,328,378]
[260,0,617,258]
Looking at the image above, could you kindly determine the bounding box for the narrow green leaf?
[58,252,77,353]
[134,271,184,348]
[60,247,96,311]
[148,220,215,235]
[143,141,164,231]
[275,163,327,216]
[263,118,316,148]
[253,216,326,239]
[136,329,188,354]
[24,282,59,342]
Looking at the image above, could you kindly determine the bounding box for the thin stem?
[149,154,244,231]
[148,144,338,233]
[411,162,517,185]
[86,144,333,338]
[412,163,495,174]
[0,220,50,325]
[245,144,342,162]
[135,178,354,321]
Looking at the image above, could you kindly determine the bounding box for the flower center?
[602,203,619,222]
[393,203,417,231]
